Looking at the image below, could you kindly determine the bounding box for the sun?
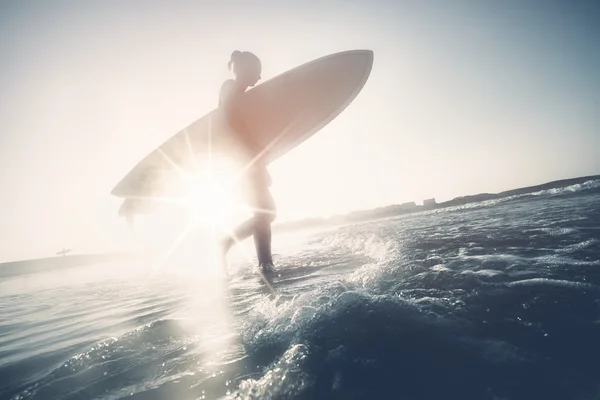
[148,142,266,270]
[188,174,233,227]
[183,156,240,229]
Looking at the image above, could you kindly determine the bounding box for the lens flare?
[186,158,238,228]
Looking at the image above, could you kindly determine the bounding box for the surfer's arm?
[219,81,262,156]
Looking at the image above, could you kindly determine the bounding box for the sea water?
[1,179,600,400]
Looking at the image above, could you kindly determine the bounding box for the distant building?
[423,198,436,207]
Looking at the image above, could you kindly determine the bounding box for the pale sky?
[1,0,599,262]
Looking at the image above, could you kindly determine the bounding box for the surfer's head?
[228,50,262,87]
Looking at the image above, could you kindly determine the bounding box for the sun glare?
[188,175,233,226]
[185,156,240,229]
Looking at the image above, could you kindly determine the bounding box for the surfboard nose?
[339,49,374,92]
[339,49,374,67]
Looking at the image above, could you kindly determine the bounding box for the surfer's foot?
[257,261,276,279]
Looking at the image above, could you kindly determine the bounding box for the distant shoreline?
[0,252,134,279]
[274,174,600,231]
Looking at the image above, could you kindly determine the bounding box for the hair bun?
[228,50,243,70]
[231,50,242,60]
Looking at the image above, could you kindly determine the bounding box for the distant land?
[0,252,134,279]
[274,175,600,231]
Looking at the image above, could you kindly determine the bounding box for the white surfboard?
[112,50,374,214]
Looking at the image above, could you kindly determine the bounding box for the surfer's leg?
[252,188,277,268]
[220,218,255,253]
[254,215,273,265]
[223,169,276,268]
[219,189,275,254]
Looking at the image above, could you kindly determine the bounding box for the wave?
[234,279,600,400]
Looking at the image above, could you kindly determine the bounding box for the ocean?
[2,178,600,400]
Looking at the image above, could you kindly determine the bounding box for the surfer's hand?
[244,137,263,158]
[240,144,263,167]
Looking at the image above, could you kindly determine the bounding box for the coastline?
[274,174,600,231]
[0,252,134,279]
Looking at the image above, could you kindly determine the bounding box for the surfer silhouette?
[219,50,277,276]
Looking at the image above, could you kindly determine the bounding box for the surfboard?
[112,50,374,214]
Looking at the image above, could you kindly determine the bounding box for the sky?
[1,0,599,262]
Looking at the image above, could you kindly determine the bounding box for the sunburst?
[138,109,306,286]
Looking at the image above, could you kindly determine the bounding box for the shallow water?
[2,179,600,400]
